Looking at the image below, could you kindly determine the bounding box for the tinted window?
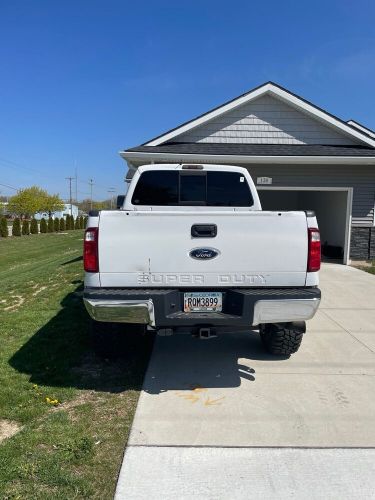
[207,172,253,206]
[132,170,253,207]
[132,171,178,205]
[180,174,206,202]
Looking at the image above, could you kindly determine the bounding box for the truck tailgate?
[98,210,308,288]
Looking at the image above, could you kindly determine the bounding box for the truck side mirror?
[116,195,125,209]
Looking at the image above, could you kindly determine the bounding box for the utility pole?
[108,188,116,210]
[66,177,74,215]
[89,179,94,211]
[75,162,78,204]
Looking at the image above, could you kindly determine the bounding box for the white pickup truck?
[83,164,321,357]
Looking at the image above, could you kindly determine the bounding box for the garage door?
[257,188,352,264]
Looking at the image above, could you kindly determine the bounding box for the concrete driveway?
[116,264,375,499]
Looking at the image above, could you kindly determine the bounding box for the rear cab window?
[131,170,253,207]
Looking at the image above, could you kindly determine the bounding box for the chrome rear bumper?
[84,288,321,328]
[252,298,320,325]
[84,298,155,326]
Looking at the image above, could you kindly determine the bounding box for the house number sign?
[257,177,273,185]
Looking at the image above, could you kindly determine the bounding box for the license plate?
[184,292,222,312]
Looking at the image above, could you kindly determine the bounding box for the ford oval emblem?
[189,247,220,260]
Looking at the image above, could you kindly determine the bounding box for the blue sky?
[0,0,374,201]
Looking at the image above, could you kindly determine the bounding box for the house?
[0,201,9,216]
[120,82,375,263]
[35,203,79,220]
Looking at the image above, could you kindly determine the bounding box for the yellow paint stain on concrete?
[204,396,225,406]
[175,387,225,407]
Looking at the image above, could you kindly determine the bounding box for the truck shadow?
[8,284,154,394]
[142,332,286,395]
[9,285,286,395]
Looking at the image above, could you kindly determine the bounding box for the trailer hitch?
[198,327,217,340]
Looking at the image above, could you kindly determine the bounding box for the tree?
[22,220,30,235]
[30,218,38,234]
[77,198,108,214]
[54,218,60,232]
[41,194,64,216]
[74,217,80,229]
[47,217,54,233]
[40,218,47,233]
[8,186,65,219]
[59,217,65,231]
[12,218,21,236]
[79,216,84,229]
[0,217,8,237]
[8,187,45,218]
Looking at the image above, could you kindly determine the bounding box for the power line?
[0,154,116,200]
[0,182,18,191]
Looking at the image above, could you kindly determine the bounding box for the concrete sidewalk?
[116,264,375,498]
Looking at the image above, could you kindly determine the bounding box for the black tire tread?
[260,323,304,356]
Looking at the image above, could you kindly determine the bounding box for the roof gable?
[144,82,375,148]
[175,94,357,146]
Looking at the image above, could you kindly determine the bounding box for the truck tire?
[259,322,305,356]
[91,320,145,359]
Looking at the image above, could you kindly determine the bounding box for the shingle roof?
[125,142,375,157]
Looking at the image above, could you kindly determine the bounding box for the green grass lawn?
[362,263,375,274]
[0,232,153,499]
[356,261,375,275]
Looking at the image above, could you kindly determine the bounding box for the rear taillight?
[307,228,321,272]
[84,227,98,272]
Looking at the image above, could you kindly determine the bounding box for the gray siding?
[244,164,375,226]
[131,158,375,227]
[177,95,357,146]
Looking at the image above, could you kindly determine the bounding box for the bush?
[22,219,30,235]
[0,217,8,238]
[74,217,80,230]
[65,215,71,230]
[54,218,60,232]
[59,217,65,231]
[47,217,54,233]
[40,218,47,233]
[12,218,21,237]
[80,216,85,229]
[30,218,38,234]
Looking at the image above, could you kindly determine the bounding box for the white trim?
[256,186,351,191]
[347,120,375,139]
[121,150,375,166]
[256,185,353,265]
[144,83,375,148]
